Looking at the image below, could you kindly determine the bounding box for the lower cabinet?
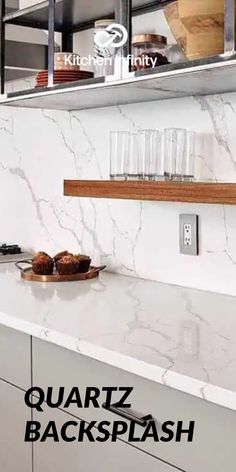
[33,338,236,472]
[0,380,32,472]
[0,324,31,390]
[33,406,177,472]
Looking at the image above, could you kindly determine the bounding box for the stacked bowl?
[164,0,226,60]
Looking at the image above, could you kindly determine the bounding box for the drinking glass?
[127,132,144,180]
[139,130,164,181]
[183,131,195,182]
[164,128,195,181]
[110,131,129,180]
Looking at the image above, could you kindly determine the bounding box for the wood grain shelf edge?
[64,180,236,205]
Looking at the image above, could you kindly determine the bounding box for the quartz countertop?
[0,263,236,412]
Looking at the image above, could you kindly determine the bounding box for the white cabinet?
[0,325,31,390]
[33,337,236,472]
[33,405,177,472]
[0,380,32,472]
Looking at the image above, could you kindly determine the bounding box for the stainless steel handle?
[102,403,153,427]
[15,260,33,272]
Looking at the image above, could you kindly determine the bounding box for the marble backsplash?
[1,91,236,295]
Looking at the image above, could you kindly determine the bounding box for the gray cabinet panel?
[0,380,32,472]
[0,324,31,390]
[34,405,177,472]
[33,338,236,472]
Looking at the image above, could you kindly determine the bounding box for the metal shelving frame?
[0,0,236,98]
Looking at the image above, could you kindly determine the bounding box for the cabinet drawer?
[0,324,31,390]
[34,404,177,472]
[33,338,236,472]
[0,380,32,472]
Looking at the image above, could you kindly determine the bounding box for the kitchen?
[0,0,236,471]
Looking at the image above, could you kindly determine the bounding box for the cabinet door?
[0,324,31,390]
[33,337,236,472]
[34,406,177,472]
[0,380,32,472]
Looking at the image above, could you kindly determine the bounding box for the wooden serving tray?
[15,261,106,283]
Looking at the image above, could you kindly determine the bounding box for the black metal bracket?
[62,31,73,52]
[224,0,236,54]
[0,0,5,94]
[48,0,55,87]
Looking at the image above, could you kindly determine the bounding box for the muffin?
[57,255,79,275]
[34,251,50,259]
[32,254,54,275]
[54,250,70,263]
[54,251,73,270]
[76,254,91,273]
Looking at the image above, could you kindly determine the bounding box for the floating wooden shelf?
[64,180,236,205]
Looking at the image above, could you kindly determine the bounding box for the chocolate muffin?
[54,250,70,263]
[57,255,79,275]
[54,251,73,270]
[76,254,91,273]
[34,251,50,259]
[32,254,54,275]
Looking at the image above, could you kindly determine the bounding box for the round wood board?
[19,266,106,283]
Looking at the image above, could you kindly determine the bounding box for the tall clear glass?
[127,132,144,180]
[139,130,164,181]
[183,131,195,182]
[110,131,129,181]
[164,128,195,182]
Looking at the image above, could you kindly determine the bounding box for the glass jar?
[94,19,116,77]
[132,34,169,72]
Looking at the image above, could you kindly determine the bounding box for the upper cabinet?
[0,0,236,110]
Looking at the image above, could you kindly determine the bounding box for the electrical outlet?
[179,214,199,256]
[184,224,192,246]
